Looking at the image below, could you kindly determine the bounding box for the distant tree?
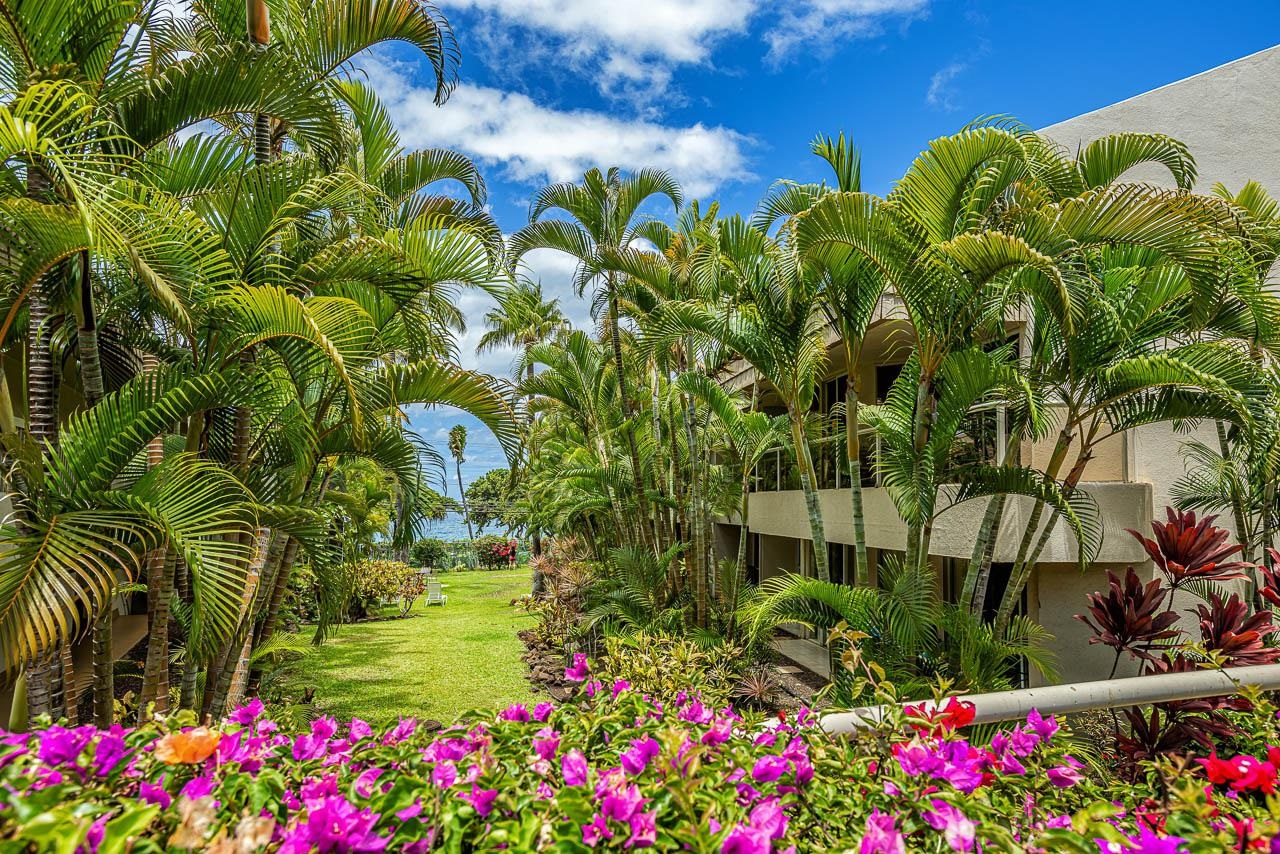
[410,538,450,568]
[465,469,526,533]
[448,425,475,540]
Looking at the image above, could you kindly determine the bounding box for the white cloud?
[365,58,752,199]
[449,0,749,101]
[765,0,931,61]
[926,61,966,111]
[446,0,929,103]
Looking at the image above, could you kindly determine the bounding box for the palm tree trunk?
[962,493,1006,616]
[845,347,868,584]
[790,409,829,582]
[139,549,176,719]
[606,279,655,552]
[205,528,271,719]
[58,643,75,724]
[455,459,474,540]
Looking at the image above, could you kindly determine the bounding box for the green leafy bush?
[598,633,747,709]
[409,537,450,569]
[350,559,420,618]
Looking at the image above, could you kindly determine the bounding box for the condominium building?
[715,44,1280,685]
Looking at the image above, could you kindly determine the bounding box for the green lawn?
[289,568,537,725]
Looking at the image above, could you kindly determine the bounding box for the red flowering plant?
[1078,508,1280,772]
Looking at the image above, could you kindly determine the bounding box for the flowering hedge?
[3,656,1280,851]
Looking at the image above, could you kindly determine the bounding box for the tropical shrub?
[5,655,1280,851]
[410,538,450,569]
[474,535,518,569]
[597,633,748,709]
[350,561,422,619]
[1077,508,1280,768]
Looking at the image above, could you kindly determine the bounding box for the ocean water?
[419,513,484,542]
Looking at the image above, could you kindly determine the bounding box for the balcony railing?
[751,402,1008,493]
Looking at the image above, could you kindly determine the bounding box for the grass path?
[290,568,537,726]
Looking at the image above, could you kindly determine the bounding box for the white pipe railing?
[820,664,1280,733]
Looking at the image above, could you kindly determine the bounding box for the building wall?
[1040,44,1280,198]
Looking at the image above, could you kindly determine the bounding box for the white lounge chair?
[425,578,447,606]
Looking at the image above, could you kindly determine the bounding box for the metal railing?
[818,663,1280,733]
[752,401,1007,494]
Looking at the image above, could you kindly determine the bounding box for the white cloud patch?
[365,58,752,198]
[926,61,966,111]
[446,0,930,103]
[766,0,931,62]
[449,0,750,102]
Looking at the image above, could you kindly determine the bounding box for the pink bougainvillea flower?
[1026,709,1059,742]
[721,824,770,854]
[611,679,631,699]
[1047,758,1085,789]
[382,718,416,746]
[229,698,266,726]
[626,808,657,848]
[92,728,130,777]
[859,809,905,854]
[748,798,788,841]
[565,654,590,682]
[582,813,613,847]
[1199,752,1241,785]
[179,774,215,800]
[460,785,498,818]
[349,718,373,741]
[1095,825,1188,854]
[923,800,977,852]
[280,795,389,853]
[498,703,530,722]
[533,728,561,761]
[39,725,95,767]
[1230,755,1277,794]
[532,702,555,722]
[563,749,590,786]
[620,737,661,775]
[701,716,735,747]
[137,778,171,810]
[751,755,788,784]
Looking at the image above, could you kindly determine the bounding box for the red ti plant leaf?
[1261,548,1280,608]
[1195,591,1280,666]
[1075,567,1180,662]
[1126,508,1251,592]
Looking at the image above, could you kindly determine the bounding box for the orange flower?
[154,726,222,765]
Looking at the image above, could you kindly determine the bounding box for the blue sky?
[388,0,1280,500]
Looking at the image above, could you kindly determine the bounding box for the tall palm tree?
[449,425,474,541]
[509,167,683,553]
[478,278,568,383]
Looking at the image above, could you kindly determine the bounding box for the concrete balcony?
[744,480,1153,565]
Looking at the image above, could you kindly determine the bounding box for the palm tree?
[449,425,475,541]
[648,216,834,582]
[478,278,569,383]
[756,134,878,583]
[509,167,683,553]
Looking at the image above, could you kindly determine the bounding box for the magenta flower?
[229,698,265,725]
[460,785,498,817]
[498,703,530,722]
[701,716,734,747]
[923,800,977,852]
[1095,825,1189,853]
[1047,758,1084,788]
[611,679,631,699]
[82,813,109,854]
[349,718,373,741]
[751,754,789,784]
[860,809,905,854]
[601,782,646,823]
[533,727,561,761]
[721,824,770,854]
[627,809,657,848]
[678,698,712,725]
[280,794,389,853]
[431,761,457,789]
[137,778,171,809]
[1026,709,1059,742]
[620,737,661,775]
[382,718,416,745]
[92,729,129,777]
[532,702,555,722]
[565,653,590,682]
[179,774,215,800]
[749,799,788,840]
[38,725,94,766]
[563,749,590,786]
[582,813,613,847]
